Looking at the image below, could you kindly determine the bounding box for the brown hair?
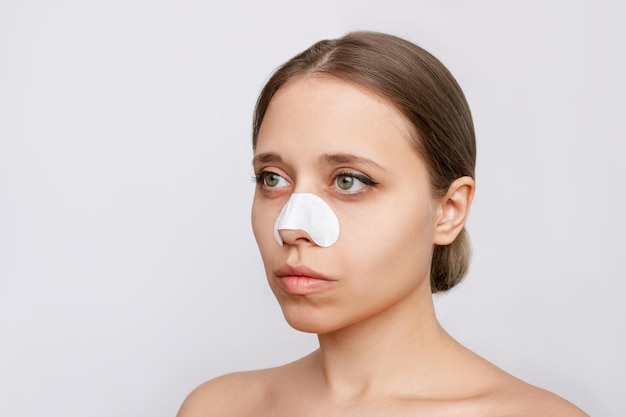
[252,31,476,293]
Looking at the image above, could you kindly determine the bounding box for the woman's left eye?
[334,173,377,192]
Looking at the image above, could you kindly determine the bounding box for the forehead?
[255,76,418,160]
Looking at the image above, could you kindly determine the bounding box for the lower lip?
[276,276,335,295]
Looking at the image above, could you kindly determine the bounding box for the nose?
[273,193,340,248]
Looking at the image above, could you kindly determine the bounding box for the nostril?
[276,228,314,246]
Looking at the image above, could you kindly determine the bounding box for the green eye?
[256,172,288,188]
[334,172,378,193]
[336,175,356,190]
[335,174,367,192]
[264,173,281,187]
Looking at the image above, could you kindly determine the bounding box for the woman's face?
[251,76,442,334]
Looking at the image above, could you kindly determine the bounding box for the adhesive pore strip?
[273,193,340,247]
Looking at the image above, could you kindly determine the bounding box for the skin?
[177,76,588,417]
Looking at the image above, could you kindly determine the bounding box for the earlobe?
[434,176,475,245]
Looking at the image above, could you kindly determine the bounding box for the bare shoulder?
[176,353,315,417]
[450,347,588,417]
[176,368,276,417]
[483,370,589,417]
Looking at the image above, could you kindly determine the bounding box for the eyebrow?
[320,153,384,170]
[252,152,384,170]
[252,152,282,166]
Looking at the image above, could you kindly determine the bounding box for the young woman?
[178,31,587,417]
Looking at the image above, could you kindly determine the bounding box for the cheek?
[251,195,274,249]
[251,193,289,260]
[338,198,435,270]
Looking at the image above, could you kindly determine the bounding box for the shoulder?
[176,369,276,417]
[483,374,589,417]
[176,354,315,417]
[447,346,588,417]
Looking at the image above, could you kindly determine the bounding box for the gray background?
[1,0,624,416]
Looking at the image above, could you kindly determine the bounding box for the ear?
[433,176,475,245]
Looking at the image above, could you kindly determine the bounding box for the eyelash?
[252,173,262,183]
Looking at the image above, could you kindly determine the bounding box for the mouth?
[274,264,336,295]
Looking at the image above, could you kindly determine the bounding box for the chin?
[279,302,367,335]
[279,306,345,335]
[281,311,327,334]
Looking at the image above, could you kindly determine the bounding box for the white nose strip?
[274,193,340,247]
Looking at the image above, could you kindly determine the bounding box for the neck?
[312,285,457,400]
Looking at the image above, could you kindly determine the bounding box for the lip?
[274,264,336,295]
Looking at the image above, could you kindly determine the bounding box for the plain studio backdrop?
[1,1,624,416]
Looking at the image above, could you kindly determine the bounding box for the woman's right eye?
[256,172,289,188]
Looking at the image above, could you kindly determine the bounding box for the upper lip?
[275,264,334,281]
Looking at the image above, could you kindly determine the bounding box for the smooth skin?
[177,76,588,417]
